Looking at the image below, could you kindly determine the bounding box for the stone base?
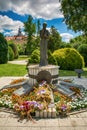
[35,107,56,118]
[28,64,59,85]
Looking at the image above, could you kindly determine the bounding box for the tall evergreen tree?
[0,33,8,63]
[24,15,36,55]
[37,19,41,36]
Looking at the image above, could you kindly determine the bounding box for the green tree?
[0,33,8,64]
[60,0,87,34]
[70,35,87,49]
[37,19,41,36]
[17,43,26,55]
[24,15,36,55]
[48,26,62,52]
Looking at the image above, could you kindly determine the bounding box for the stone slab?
[55,84,75,97]
[13,82,32,96]
[0,79,29,91]
[58,81,85,89]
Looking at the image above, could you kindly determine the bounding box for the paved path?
[8,60,28,65]
[0,110,87,130]
[0,76,87,130]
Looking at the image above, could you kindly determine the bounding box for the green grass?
[15,55,29,60]
[59,68,87,77]
[0,63,27,76]
[59,70,76,76]
[0,63,87,77]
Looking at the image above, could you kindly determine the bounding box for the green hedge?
[28,49,57,65]
[9,43,19,59]
[53,48,84,70]
[0,33,8,64]
[28,49,40,64]
[8,46,14,61]
[78,44,87,66]
[48,50,57,65]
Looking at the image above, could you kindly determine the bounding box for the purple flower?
[61,105,67,111]
[37,90,46,95]
[33,101,43,110]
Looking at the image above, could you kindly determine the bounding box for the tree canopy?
[70,35,87,46]
[60,0,87,35]
[24,15,36,55]
[48,26,62,52]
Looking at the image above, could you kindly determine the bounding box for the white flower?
[82,105,84,108]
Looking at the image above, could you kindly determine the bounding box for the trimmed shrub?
[8,46,14,61]
[9,43,19,59]
[29,49,40,64]
[48,50,57,65]
[78,44,87,66]
[28,49,57,65]
[53,48,84,70]
[0,33,8,64]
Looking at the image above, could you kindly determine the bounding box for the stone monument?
[39,22,50,66]
[28,23,60,85]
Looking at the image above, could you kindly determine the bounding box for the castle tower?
[17,27,22,36]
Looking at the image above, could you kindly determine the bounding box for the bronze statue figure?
[39,22,50,66]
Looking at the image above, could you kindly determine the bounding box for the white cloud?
[0,29,4,33]
[4,30,17,36]
[60,33,73,42]
[0,15,24,35]
[0,0,63,19]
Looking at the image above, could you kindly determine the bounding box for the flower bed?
[0,78,87,120]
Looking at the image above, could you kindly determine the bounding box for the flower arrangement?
[0,79,87,121]
[14,97,43,121]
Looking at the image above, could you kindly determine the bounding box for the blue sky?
[0,0,81,42]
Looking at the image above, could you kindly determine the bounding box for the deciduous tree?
[60,0,87,34]
[48,26,62,52]
[24,15,36,55]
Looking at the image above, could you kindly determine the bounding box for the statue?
[39,22,50,66]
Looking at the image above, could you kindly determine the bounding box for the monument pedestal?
[28,64,59,85]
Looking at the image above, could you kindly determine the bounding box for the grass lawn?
[59,68,87,77]
[0,63,27,76]
[0,63,87,77]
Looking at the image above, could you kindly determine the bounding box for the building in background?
[5,27,26,41]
